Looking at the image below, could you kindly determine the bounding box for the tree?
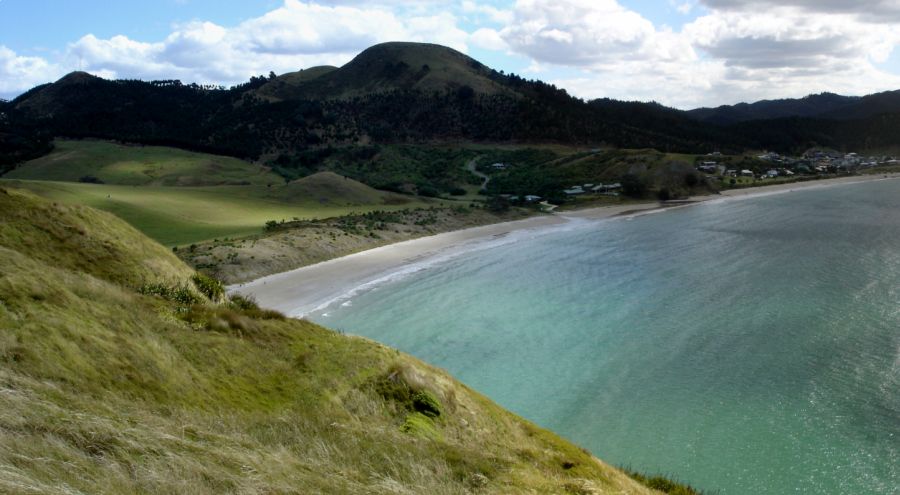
[620,174,648,198]
[684,172,699,187]
[486,195,510,212]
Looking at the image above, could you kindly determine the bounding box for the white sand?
[231,173,900,317]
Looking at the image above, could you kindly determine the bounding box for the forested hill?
[4,41,900,170]
[4,42,742,163]
[687,90,900,125]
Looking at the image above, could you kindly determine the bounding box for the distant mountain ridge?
[4,41,900,173]
[5,42,739,160]
[687,90,900,125]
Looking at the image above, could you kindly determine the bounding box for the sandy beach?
[231,173,900,317]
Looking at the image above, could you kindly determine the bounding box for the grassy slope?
[254,66,338,101]
[0,185,658,494]
[1,141,438,245]
[0,179,426,246]
[272,171,411,205]
[5,139,283,186]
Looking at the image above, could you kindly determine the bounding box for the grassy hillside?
[5,139,282,186]
[254,65,338,101]
[0,141,437,246]
[272,171,411,205]
[0,178,425,246]
[0,185,669,494]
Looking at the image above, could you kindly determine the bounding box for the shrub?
[138,283,201,306]
[684,172,699,187]
[192,273,224,301]
[620,173,648,198]
[656,188,672,201]
[485,195,510,212]
[78,175,104,184]
[449,187,467,196]
[417,186,439,197]
[412,390,442,418]
[228,294,285,320]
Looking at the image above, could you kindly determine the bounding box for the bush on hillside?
[228,294,285,320]
[657,188,672,201]
[192,273,224,301]
[78,175,104,184]
[620,173,648,198]
[138,283,201,306]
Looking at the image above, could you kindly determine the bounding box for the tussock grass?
[0,185,659,494]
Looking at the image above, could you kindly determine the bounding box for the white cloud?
[462,1,514,24]
[0,46,62,99]
[674,1,694,15]
[487,0,900,108]
[499,0,696,68]
[66,1,469,87]
[700,0,900,23]
[677,5,900,105]
[4,0,900,109]
[470,28,509,51]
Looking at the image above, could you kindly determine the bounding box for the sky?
[2,0,900,108]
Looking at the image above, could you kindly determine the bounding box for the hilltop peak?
[56,71,101,85]
[249,41,508,101]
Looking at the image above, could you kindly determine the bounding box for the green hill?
[0,185,668,494]
[269,171,411,205]
[1,140,427,246]
[253,42,513,101]
[0,177,424,247]
[253,65,338,101]
[5,139,283,186]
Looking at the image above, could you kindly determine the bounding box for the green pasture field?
[4,139,283,186]
[1,179,432,246]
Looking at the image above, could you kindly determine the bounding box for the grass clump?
[227,293,284,320]
[401,411,443,440]
[624,468,705,494]
[138,283,201,306]
[192,273,224,301]
[412,389,443,418]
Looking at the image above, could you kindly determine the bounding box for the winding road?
[465,158,490,192]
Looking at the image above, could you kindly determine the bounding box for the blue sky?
[2,0,899,108]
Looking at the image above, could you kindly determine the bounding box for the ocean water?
[309,180,900,494]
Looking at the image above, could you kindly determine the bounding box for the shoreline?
[231,173,900,317]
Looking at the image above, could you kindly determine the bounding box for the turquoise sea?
[310,179,900,494]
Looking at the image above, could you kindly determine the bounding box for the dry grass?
[0,185,657,494]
